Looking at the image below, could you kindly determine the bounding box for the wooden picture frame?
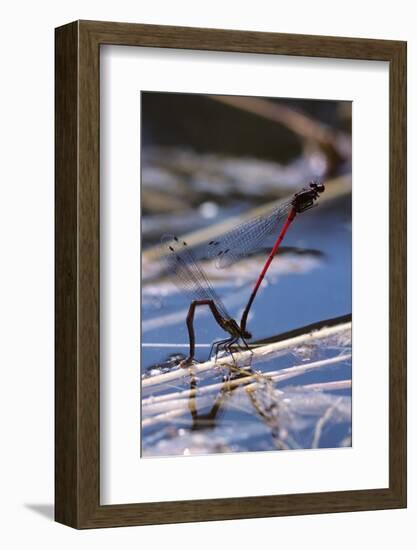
[55,20,406,528]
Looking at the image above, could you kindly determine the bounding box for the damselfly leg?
[178,298,234,367]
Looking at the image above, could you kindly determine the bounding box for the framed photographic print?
[55,20,406,528]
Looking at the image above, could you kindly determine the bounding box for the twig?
[142,394,216,417]
[311,397,344,448]
[300,379,351,392]
[142,408,191,429]
[142,353,351,408]
[142,321,351,390]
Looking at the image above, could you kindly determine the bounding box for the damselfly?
[163,181,325,366]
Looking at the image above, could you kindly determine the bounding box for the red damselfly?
[163,181,325,366]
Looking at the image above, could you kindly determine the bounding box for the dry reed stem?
[142,321,351,390]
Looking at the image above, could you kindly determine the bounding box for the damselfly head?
[309,181,325,194]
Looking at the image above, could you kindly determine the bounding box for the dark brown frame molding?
[55,20,407,528]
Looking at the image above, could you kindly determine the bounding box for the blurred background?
[141,93,351,242]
